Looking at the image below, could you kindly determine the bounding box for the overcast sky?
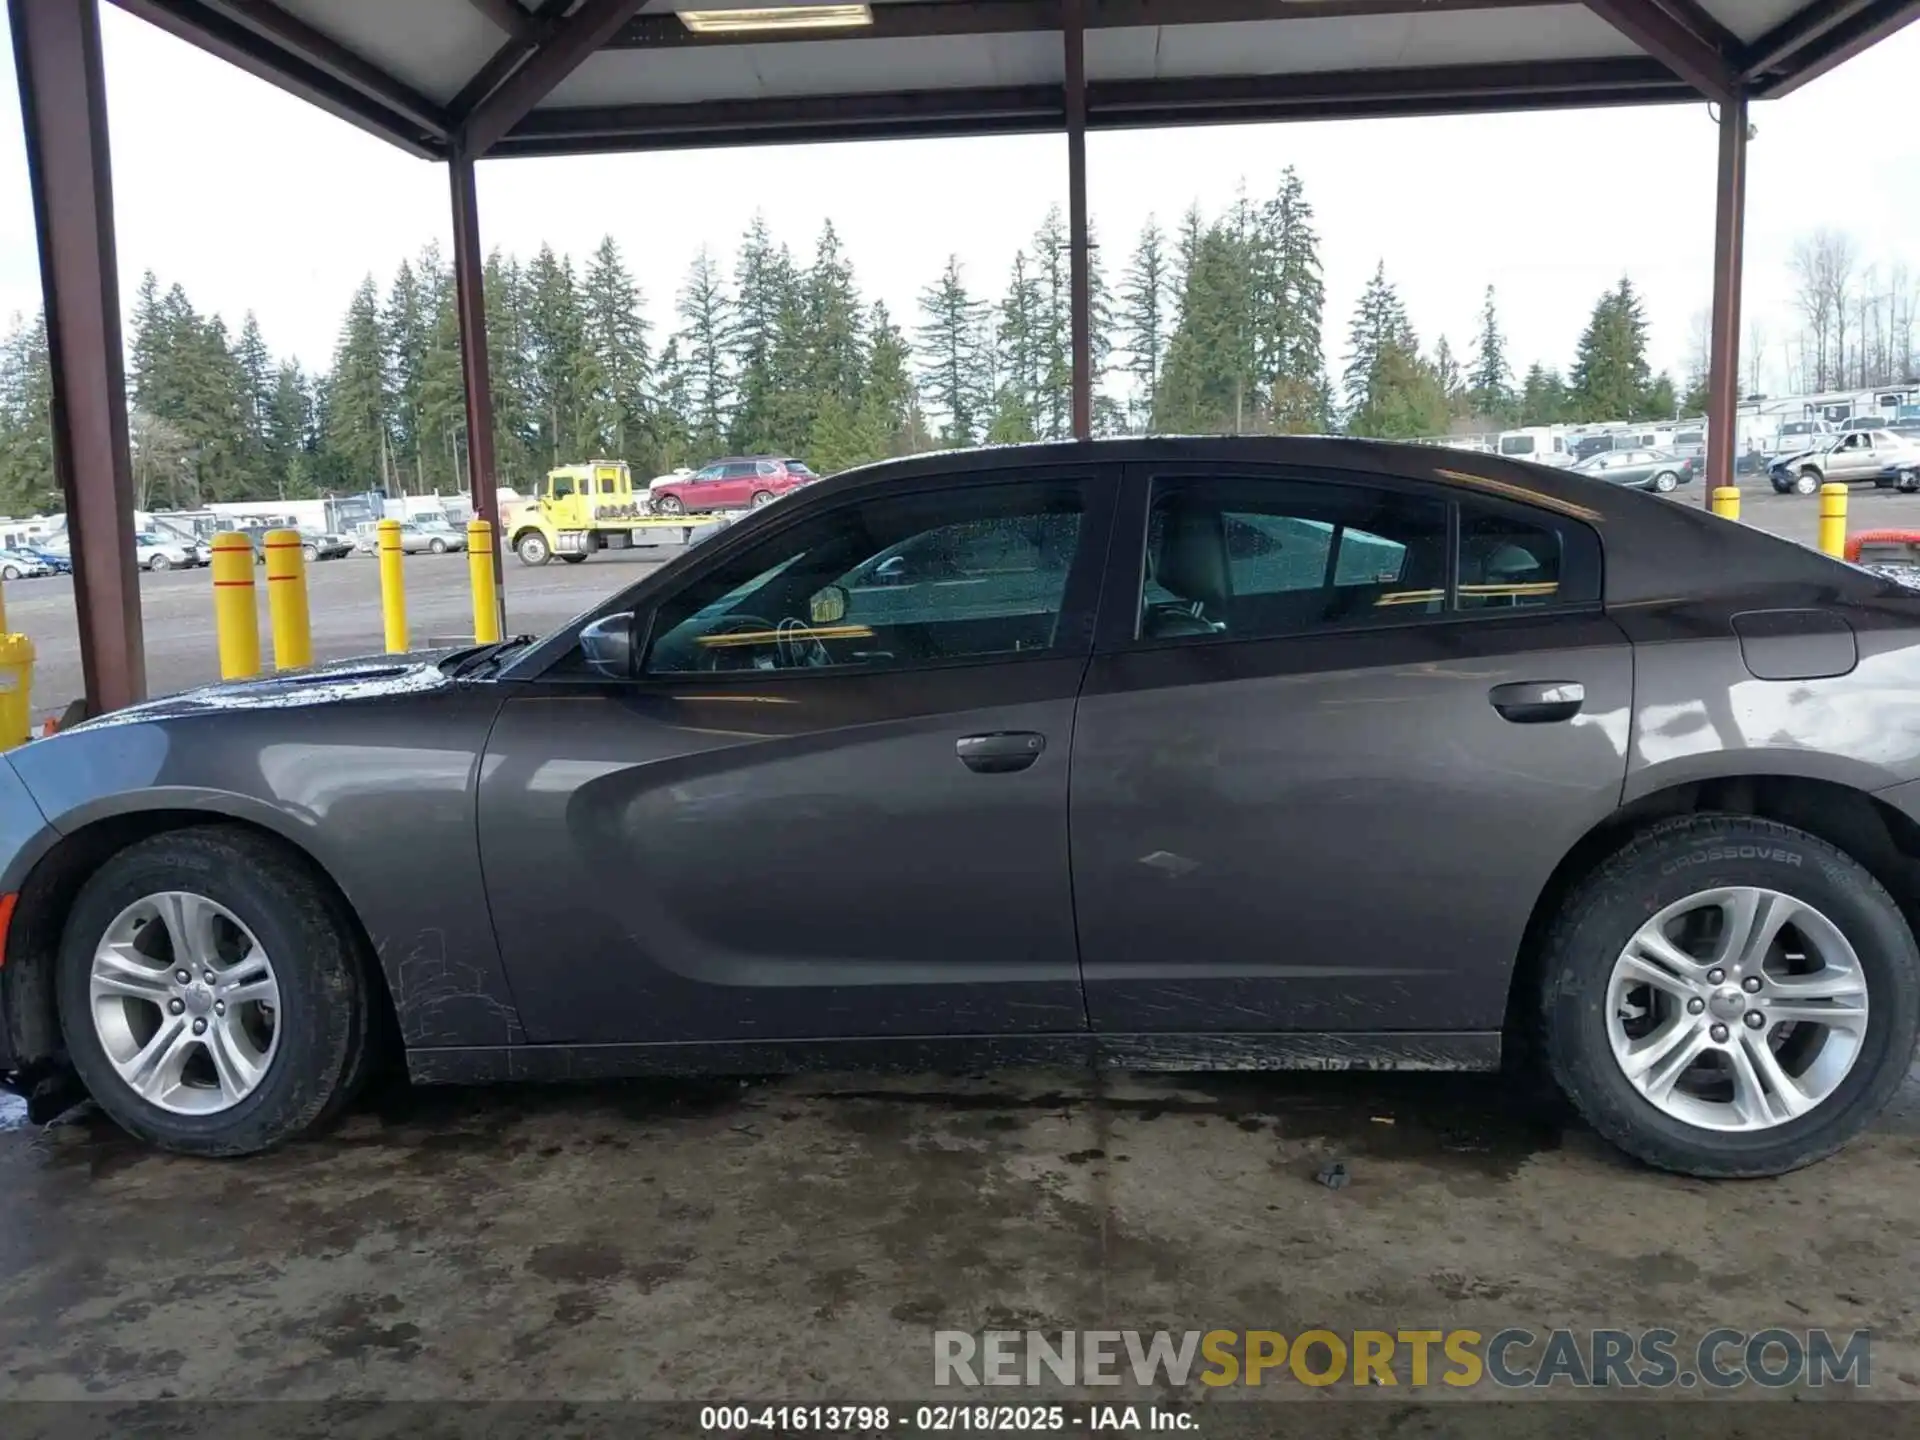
[2,9,1917,399]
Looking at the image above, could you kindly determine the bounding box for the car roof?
[811,436,1855,605]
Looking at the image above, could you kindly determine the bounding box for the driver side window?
[642,482,1088,677]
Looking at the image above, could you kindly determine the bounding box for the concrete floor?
[4,480,1920,1417]
[2,1065,1918,1412]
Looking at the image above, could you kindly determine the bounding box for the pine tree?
[1153,216,1255,434]
[1432,336,1464,418]
[1469,285,1514,421]
[1258,167,1328,434]
[728,216,797,455]
[0,311,56,515]
[325,275,391,491]
[264,361,315,499]
[524,244,588,466]
[647,336,695,471]
[916,256,990,447]
[1570,276,1653,423]
[802,221,865,430]
[415,249,467,493]
[993,249,1043,443]
[1119,218,1169,431]
[676,245,735,461]
[482,250,537,489]
[1519,363,1570,426]
[858,301,924,460]
[384,260,430,493]
[1343,262,1445,438]
[580,235,650,461]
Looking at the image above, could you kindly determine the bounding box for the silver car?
[394,522,467,555]
[1770,429,1920,495]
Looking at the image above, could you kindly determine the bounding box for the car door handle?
[956,732,1046,774]
[1488,681,1585,724]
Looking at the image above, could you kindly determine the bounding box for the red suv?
[651,457,817,515]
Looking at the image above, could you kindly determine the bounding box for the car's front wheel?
[302,543,319,563]
[655,494,686,516]
[147,554,171,572]
[428,538,447,555]
[1899,469,1920,495]
[2,565,19,582]
[1796,468,1822,495]
[515,531,551,566]
[56,826,366,1157]
[1542,814,1919,1177]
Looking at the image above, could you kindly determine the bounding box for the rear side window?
[1139,478,1448,641]
[1457,501,1599,611]
[1500,436,1536,456]
[1135,477,1600,644]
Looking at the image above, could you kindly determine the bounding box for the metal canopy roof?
[108,0,1920,161]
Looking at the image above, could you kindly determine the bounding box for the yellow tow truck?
[503,461,713,566]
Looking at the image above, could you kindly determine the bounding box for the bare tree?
[1685,308,1711,399]
[1790,229,1858,390]
[1744,317,1769,395]
[129,409,191,511]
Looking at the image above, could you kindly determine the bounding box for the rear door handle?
[957,732,1046,774]
[1488,681,1584,724]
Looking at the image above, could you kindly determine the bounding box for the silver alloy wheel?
[1796,471,1820,495]
[88,890,280,1115]
[1654,471,1677,493]
[1606,886,1868,1133]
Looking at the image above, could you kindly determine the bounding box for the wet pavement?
[2,1065,1919,1415]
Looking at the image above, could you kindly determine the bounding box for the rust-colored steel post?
[1064,0,1092,442]
[10,0,145,710]
[450,149,507,633]
[1704,90,1749,505]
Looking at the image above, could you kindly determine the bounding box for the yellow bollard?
[467,519,502,644]
[262,528,313,670]
[1711,486,1741,522]
[211,533,261,680]
[1819,482,1849,558]
[0,632,34,749]
[378,518,408,654]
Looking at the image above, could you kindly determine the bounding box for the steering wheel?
[698,615,780,672]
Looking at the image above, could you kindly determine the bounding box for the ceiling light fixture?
[679,5,874,35]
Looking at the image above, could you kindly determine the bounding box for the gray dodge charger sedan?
[2,437,1918,1177]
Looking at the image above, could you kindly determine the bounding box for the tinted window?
[1458,503,1596,610]
[1499,436,1536,456]
[1138,478,1448,641]
[551,474,576,498]
[724,462,757,479]
[644,483,1086,677]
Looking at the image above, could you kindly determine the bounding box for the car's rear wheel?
[1542,814,1919,1177]
[515,531,551,567]
[55,827,365,1157]
[1652,471,1678,493]
[147,554,171,572]
[655,494,685,516]
[1900,469,1920,495]
[750,490,775,508]
[428,538,447,555]
[1796,468,1822,495]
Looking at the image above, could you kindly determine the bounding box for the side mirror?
[809,584,850,625]
[579,610,637,680]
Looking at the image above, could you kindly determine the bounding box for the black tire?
[750,490,775,508]
[1542,814,1920,1178]
[1796,469,1822,496]
[560,553,587,564]
[515,531,551,567]
[148,554,171,572]
[429,538,447,555]
[302,543,319,563]
[654,494,685,516]
[56,826,363,1157]
[2,566,19,582]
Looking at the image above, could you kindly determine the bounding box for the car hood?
[1773,447,1820,468]
[56,649,466,732]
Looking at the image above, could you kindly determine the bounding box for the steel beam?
[1582,0,1734,99]
[460,0,648,156]
[495,59,1690,155]
[1741,0,1879,77]
[1065,0,1092,442]
[1753,0,1920,95]
[606,0,1558,47]
[11,0,146,711]
[1704,91,1747,502]
[109,0,443,157]
[450,152,507,620]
